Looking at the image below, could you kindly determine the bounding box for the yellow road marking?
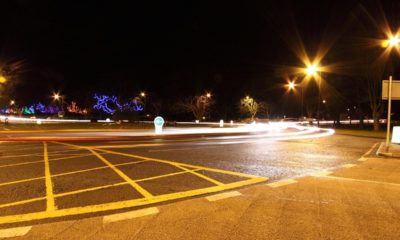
[88,149,153,199]
[267,179,298,188]
[0,160,43,168]
[0,160,149,187]
[43,142,56,211]
[0,153,94,169]
[206,191,242,201]
[0,169,196,209]
[0,141,267,225]
[49,153,94,161]
[0,196,46,209]
[172,164,224,186]
[55,182,127,197]
[103,207,159,224]
[0,176,44,187]
[53,159,149,178]
[96,148,262,179]
[91,144,162,149]
[0,226,32,238]
[0,177,266,225]
[0,153,43,159]
[53,141,262,179]
[0,173,184,208]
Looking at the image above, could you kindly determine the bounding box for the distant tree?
[177,94,213,121]
[239,96,260,120]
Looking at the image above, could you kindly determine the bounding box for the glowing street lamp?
[52,93,60,101]
[381,35,400,148]
[140,92,146,97]
[0,76,6,84]
[304,63,322,126]
[304,64,319,76]
[286,81,296,91]
[382,35,400,48]
[206,92,211,98]
[10,100,15,106]
[52,92,64,112]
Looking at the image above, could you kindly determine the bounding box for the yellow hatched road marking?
[0,177,266,225]
[0,141,267,225]
[0,169,199,209]
[0,160,44,168]
[0,196,46,209]
[88,149,153,199]
[43,142,56,211]
[53,141,260,179]
[0,160,149,188]
[91,144,162,149]
[172,164,224,186]
[0,176,44,187]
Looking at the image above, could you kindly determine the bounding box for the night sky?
[1,0,400,119]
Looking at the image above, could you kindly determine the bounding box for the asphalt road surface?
[0,132,378,227]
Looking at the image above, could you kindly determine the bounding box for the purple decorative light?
[93,94,143,114]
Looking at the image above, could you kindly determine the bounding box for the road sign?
[382,80,400,100]
[154,116,165,134]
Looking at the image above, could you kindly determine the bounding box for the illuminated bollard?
[154,116,165,134]
[220,120,224,127]
[230,120,233,125]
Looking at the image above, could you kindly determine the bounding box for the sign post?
[154,116,165,134]
[381,76,400,149]
[386,76,393,149]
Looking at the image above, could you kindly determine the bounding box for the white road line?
[365,142,379,156]
[103,207,159,224]
[311,171,333,177]
[342,164,357,168]
[0,226,32,238]
[358,157,367,162]
[267,179,298,188]
[206,191,242,201]
[358,142,379,161]
[316,175,400,188]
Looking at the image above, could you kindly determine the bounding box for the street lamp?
[206,92,211,98]
[52,92,64,111]
[305,64,322,127]
[286,80,296,91]
[10,100,15,106]
[139,91,147,115]
[382,35,400,148]
[382,35,400,48]
[52,93,60,101]
[0,76,6,84]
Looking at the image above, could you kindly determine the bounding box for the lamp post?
[285,80,300,117]
[140,91,146,115]
[382,35,399,148]
[305,64,321,127]
[52,92,64,112]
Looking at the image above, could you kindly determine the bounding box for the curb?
[376,142,400,158]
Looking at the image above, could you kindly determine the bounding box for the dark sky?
[1,0,399,118]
